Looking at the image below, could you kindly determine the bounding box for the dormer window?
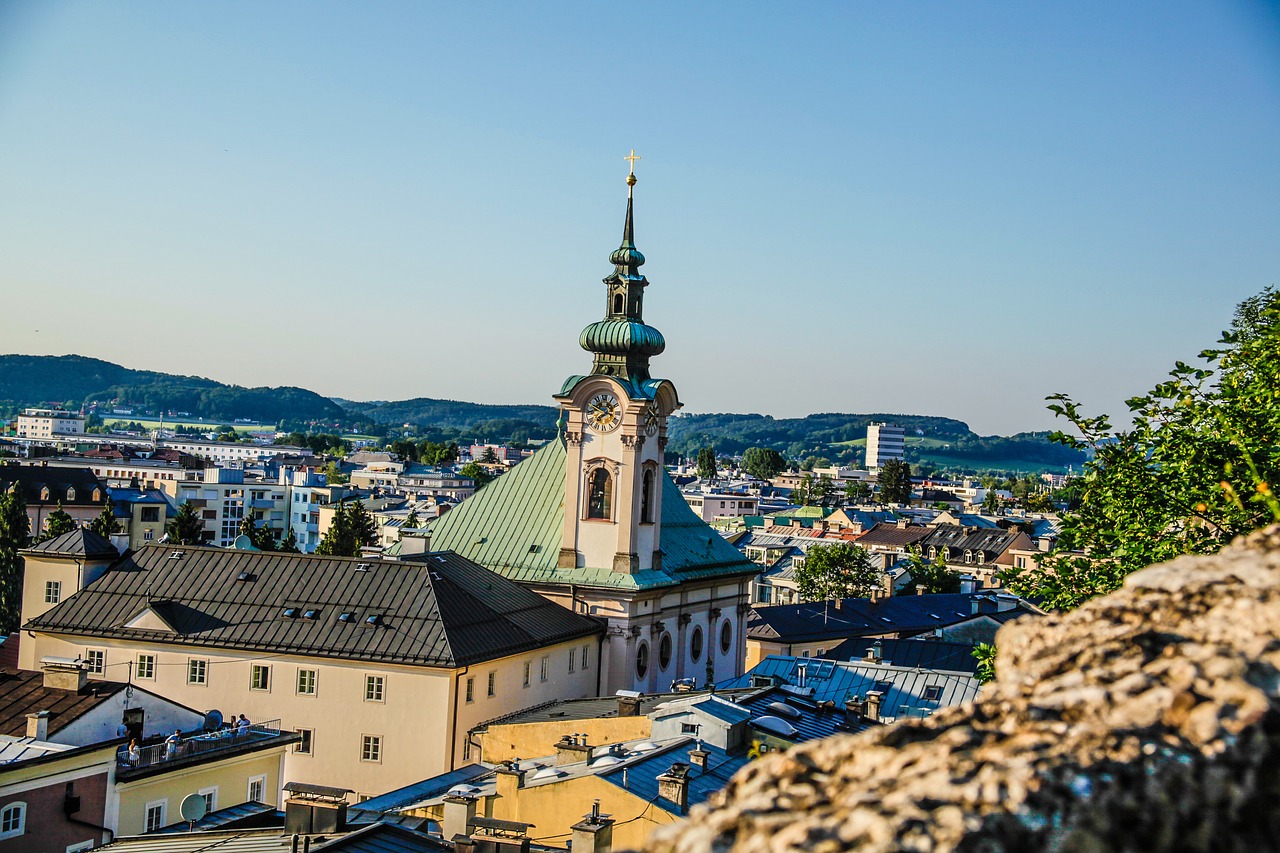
[40,487,50,501]
[92,489,101,502]
[66,487,76,501]
[964,550,973,564]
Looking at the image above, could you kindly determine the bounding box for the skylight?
[338,612,356,623]
[282,607,299,618]
[303,609,320,620]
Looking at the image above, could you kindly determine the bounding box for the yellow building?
[20,542,604,798]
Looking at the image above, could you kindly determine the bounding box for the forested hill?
[0,354,346,424]
[340,397,560,430]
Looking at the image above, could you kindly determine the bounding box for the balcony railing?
[118,719,283,772]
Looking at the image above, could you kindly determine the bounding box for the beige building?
[161,468,290,547]
[20,542,604,798]
[15,409,85,440]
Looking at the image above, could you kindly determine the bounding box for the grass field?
[104,416,274,433]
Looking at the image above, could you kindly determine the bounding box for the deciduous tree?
[696,447,718,481]
[742,447,786,481]
[41,502,78,541]
[794,542,881,602]
[904,550,962,594]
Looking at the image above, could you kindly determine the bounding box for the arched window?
[66,487,76,501]
[635,642,649,678]
[0,802,25,839]
[587,468,613,520]
[613,293,624,314]
[658,633,672,671]
[690,626,704,662]
[720,620,733,654]
[640,469,654,523]
[964,550,973,564]
[40,488,50,502]
[928,546,936,560]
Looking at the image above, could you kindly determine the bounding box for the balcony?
[116,719,296,779]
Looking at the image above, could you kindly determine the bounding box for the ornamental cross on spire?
[625,148,641,175]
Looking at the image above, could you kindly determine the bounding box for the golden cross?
[625,148,642,176]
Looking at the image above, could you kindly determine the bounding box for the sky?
[1,2,1278,436]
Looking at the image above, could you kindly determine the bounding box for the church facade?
[427,164,756,694]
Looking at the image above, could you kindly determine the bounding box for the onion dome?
[579,318,666,357]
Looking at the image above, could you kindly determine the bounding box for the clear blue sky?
[2,2,1277,435]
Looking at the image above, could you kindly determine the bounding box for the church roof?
[426,440,757,592]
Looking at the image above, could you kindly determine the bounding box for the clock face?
[586,393,622,432]
[643,403,662,436]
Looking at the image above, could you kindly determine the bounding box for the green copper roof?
[579,319,666,357]
[425,440,756,592]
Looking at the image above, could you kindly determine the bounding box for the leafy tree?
[742,447,786,481]
[41,502,78,540]
[845,479,873,503]
[347,501,378,550]
[812,474,834,503]
[1023,491,1056,513]
[418,440,460,467]
[317,500,379,557]
[322,461,349,485]
[973,643,997,685]
[166,500,205,545]
[981,489,1003,515]
[794,543,881,602]
[459,462,493,490]
[88,501,120,538]
[0,485,30,632]
[877,459,912,504]
[389,439,418,461]
[696,447,717,481]
[403,509,420,529]
[239,515,281,551]
[792,475,813,507]
[903,550,962,594]
[1004,287,1280,611]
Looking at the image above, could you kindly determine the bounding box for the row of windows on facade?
[143,777,266,833]
[633,621,734,679]
[35,486,102,503]
[82,645,593,696]
[285,727,381,765]
[928,546,990,564]
[586,467,656,522]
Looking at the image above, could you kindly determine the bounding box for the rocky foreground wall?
[647,527,1280,852]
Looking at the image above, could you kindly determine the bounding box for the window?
[568,650,575,673]
[294,728,313,755]
[136,654,156,680]
[141,506,160,523]
[465,677,474,703]
[297,669,317,695]
[540,656,549,682]
[923,685,943,702]
[487,672,495,697]
[636,642,650,678]
[690,627,704,662]
[247,775,267,804]
[68,840,97,853]
[250,664,271,692]
[522,661,531,688]
[873,680,894,695]
[365,675,384,702]
[144,800,166,833]
[581,645,589,670]
[361,734,382,762]
[586,468,612,519]
[188,658,208,685]
[641,469,654,523]
[0,802,24,838]
[681,722,700,734]
[801,649,811,658]
[613,293,624,314]
[144,529,154,541]
[198,787,217,814]
[658,633,673,671]
[720,620,733,654]
[86,649,105,676]
[44,580,61,605]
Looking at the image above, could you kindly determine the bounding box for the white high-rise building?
[866,422,906,469]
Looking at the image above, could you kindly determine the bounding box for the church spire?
[577,151,665,384]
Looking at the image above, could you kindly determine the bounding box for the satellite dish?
[203,710,223,732]
[180,793,208,823]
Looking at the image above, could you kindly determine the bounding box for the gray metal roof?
[27,546,603,668]
[22,528,119,559]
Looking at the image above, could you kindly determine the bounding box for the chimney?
[41,657,88,692]
[26,711,50,740]
[656,763,690,814]
[915,584,926,596]
[865,690,883,722]
[896,518,908,529]
[688,746,710,770]
[570,801,615,853]
[495,764,526,800]
[864,640,882,664]
[555,734,591,766]
[442,794,477,843]
[843,695,866,728]
[959,574,977,594]
[617,695,642,717]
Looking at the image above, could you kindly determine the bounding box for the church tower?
[554,156,680,575]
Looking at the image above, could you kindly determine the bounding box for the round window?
[636,642,649,678]
[720,619,733,654]
[690,626,704,662]
[658,633,673,671]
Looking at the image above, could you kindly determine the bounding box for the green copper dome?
[579,319,666,357]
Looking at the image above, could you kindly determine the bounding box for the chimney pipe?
[442,794,477,843]
[26,711,50,741]
[656,763,690,815]
[688,746,710,769]
[571,800,616,853]
[865,690,883,722]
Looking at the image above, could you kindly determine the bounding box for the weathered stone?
[645,526,1280,852]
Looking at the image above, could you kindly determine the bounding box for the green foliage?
[1023,491,1056,513]
[1003,287,1280,611]
[277,528,301,553]
[239,516,285,551]
[88,502,120,538]
[981,489,1002,515]
[389,439,418,461]
[418,441,460,467]
[904,551,962,594]
[41,502,78,541]
[322,461,349,485]
[480,447,499,464]
[973,643,997,685]
[166,501,205,545]
[696,447,718,481]
[0,485,30,632]
[794,542,881,602]
[742,447,787,481]
[459,462,493,489]
[877,459,913,504]
[403,509,420,529]
[845,479,873,503]
[315,501,378,557]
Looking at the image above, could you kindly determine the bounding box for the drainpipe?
[448,666,469,768]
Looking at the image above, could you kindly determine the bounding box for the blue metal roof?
[357,764,491,812]
[598,741,749,813]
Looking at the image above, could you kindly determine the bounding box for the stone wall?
[647,527,1280,852]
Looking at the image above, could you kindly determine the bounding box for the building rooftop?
[22,527,119,559]
[0,668,127,737]
[27,546,603,669]
[821,637,982,674]
[0,462,106,507]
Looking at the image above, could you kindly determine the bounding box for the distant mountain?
[0,354,347,424]
[339,397,560,431]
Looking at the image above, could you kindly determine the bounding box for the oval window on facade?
[636,642,649,679]
[720,619,733,654]
[690,626,704,662]
[658,633,672,671]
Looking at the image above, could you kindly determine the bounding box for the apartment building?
[865,423,906,470]
[15,409,85,440]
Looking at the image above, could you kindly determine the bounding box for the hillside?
[0,354,347,424]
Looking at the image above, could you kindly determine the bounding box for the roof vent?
[236,571,255,582]
[355,563,371,572]
[339,612,356,623]
[766,701,803,720]
[169,551,185,560]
